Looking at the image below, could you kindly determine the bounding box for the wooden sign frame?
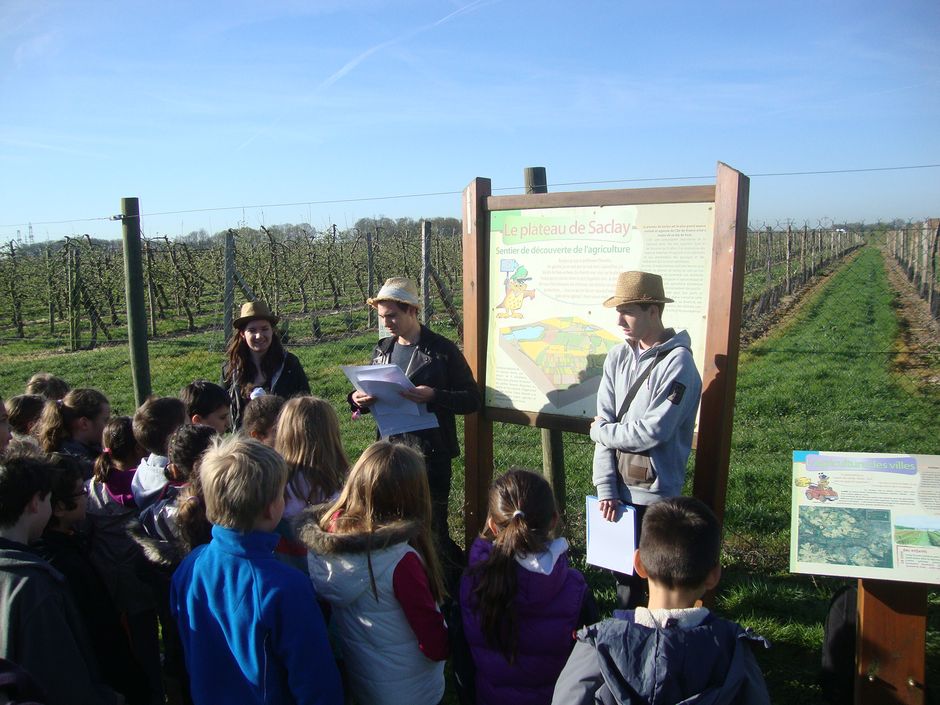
[460,162,749,540]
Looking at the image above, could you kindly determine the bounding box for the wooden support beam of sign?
[691,162,749,525]
[524,166,567,517]
[856,579,927,705]
[486,407,591,435]
[487,184,716,211]
[462,177,494,547]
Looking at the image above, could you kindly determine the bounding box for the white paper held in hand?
[585,496,636,574]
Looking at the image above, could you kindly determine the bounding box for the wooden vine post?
[421,220,432,326]
[120,197,152,406]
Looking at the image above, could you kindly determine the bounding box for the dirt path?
[882,252,940,389]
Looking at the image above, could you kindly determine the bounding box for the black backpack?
[820,583,857,705]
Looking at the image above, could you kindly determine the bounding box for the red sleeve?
[392,551,449,661]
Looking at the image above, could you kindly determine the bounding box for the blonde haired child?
[274,395,348,515]
[170,436,342,704]
[272,395,349,571]
[301,440,448,705]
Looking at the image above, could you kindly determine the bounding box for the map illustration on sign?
[797,506,893,569]
[497,317,621,408]
[485,203,714,418]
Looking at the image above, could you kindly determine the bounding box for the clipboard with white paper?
[342,363,440,437]
[585,496,636,574]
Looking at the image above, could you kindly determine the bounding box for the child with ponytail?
[300,440,448,705]
[36,388,110,478]
[85,416,164,704]
[87,416,148,596]
[460,469,595,705]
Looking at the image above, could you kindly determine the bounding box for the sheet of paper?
[585,496,636,574]
[342,364,441,438]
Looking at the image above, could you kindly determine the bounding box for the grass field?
[0,245,937,701]
[896,529,940,548]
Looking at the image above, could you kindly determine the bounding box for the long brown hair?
[469,468,558,661]
[37,388,108,454]
[274,396,348,505]
[323,441,445,603]
[224,321,286,398]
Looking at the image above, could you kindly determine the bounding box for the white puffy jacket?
[301,516,445,705]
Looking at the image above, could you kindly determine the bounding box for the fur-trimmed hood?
[299,507,423,607]
[296,506,422,556]
[126,517,183,569]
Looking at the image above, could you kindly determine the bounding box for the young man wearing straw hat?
[350,277,481,560]
[590,271,702,609]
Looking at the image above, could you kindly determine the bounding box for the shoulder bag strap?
[616,348,672,421]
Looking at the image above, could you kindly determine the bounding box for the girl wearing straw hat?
[222,301,310,430]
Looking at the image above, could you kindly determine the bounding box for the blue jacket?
[551,610,770,705]
[170,526,342,705]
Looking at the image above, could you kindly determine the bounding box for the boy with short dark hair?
[179,380,232,435]
[131,396,187,511]
[0,449,120,705]
[170,436,343,704]
[552,497,771,704]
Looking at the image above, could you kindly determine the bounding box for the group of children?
[0,372,769,705]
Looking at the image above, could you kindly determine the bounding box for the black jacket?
[223,350,310,429]
[35,530,149,704]
[350,325,481,460]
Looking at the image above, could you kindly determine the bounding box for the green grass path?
[720,246,939,702]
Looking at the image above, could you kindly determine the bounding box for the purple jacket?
[460,537,587,705]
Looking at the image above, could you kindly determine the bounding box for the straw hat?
[366,277,421,309]
[602,271,674,308]
[233,301,279,328]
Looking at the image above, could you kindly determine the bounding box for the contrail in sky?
[235,0,497,152]
[318,0,495,90]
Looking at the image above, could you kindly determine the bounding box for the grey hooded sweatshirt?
[590,329,702,506]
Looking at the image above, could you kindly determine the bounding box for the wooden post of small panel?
[523,167,568,516]
[691,162,749,525]
[462,177,494,547]
[856,579,927,705]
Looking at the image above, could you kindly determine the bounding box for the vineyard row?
[2,221,930,350]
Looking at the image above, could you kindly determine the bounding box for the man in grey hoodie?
[590,271,702,609]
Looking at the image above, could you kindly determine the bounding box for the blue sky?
[1,0,938,243]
